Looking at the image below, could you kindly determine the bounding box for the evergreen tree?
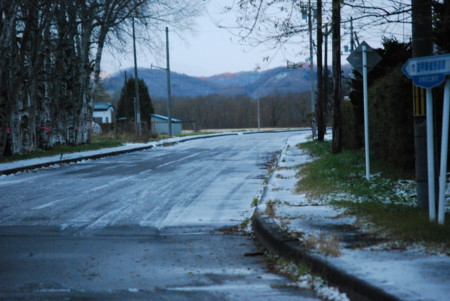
[116,77,154,123]
[433,0,450,53]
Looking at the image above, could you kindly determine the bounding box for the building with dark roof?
[93,102,115,124]
[150,114,182,135]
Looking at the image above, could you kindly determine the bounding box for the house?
[150,113,182,135]
[93,102,115,124]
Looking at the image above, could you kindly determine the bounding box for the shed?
[93,102,115,124]
[150,113,182,135]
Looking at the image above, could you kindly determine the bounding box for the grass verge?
[0,131,213,164]
[0,136,123,163]
[296,140,450,249]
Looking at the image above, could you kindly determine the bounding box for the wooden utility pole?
[317,0,325,141]
[411,0,434,210]
[324,23,330,132]
[166,27,173,137]
[308,0,316,139]
[132,16,142,137]
[331,0,342,153]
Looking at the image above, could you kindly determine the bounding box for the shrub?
[369,67,414,170]
[341,100,358,150]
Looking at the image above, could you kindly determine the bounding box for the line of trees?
[152,92,319,130]
[0,0,201,157]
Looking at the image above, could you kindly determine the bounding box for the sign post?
[425,88,436,221]
[362,45,370,181]
[438,79,450,225]
[347,41,382,181]
[403,54,450,225]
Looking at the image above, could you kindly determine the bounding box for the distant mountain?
[102,66,319,99]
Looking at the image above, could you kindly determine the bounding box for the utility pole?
[166,27,173,137]
[308,0,316,139]
[316,0,324,141]
[411,0,434,210]
[132,16,141,137]
[257,98,261,131]
[324,23,330,131]
[331,0,342,153]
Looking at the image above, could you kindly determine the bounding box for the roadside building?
[93,102,115,124]
[150,114,182,135]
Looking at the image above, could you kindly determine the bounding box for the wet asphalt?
[0,225,319,300]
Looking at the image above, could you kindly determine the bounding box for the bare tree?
[225,0,412,149]
[0,0,202,157]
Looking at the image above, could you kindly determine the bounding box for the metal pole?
[132,17,141,136]
[257,98,261,131]
[324,23,329,133]
[438,79,450,225]
[308,0,316,139]
[166,27,172,137]
[362,45,370,181]
[426,88,436,221]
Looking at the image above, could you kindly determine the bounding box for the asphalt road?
[0,132,319,300]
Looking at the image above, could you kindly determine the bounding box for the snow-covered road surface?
[0,131,321,300]
[0,133,291,232]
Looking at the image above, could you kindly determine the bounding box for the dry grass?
[302,233,341,257]
[318,233,341,257]
[264,202,276,217]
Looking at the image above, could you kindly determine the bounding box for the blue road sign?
[402,54,450,89]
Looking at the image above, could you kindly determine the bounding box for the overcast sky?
[101,2,291,77]
[101,1,411,78]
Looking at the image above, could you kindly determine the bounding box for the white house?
[93,102,115,124]
[150,113,182,135]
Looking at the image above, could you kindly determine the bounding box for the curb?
[242,129,308,135]
[0,132,238,175]
[251,214,401,301]
[251,134,401,301]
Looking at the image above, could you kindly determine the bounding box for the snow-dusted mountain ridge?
[102,66,314,99]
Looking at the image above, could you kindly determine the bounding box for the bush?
[369,67,414,170]
[341,100,358,150]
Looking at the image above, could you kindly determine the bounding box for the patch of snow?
[275,72,288,80]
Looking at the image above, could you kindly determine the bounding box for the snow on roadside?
[263,132,450,301]
[271,255,350,301]
[0,142,153,173]
[0,133,236,175]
